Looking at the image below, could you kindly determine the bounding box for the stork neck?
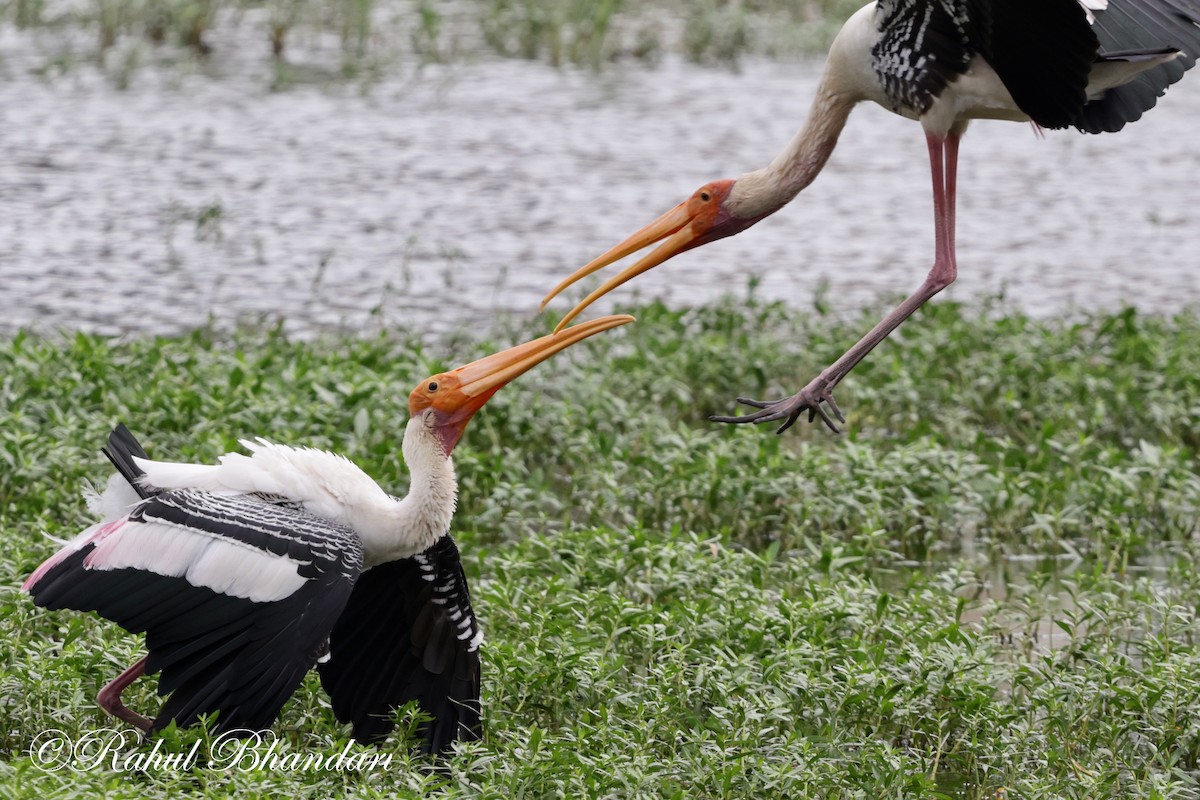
[729,82,857,219]
[397,453,457,556]
[733,0,880,213]
[360,421,457,568]
[770,85,856,202]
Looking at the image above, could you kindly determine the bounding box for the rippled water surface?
[3,29,1199,338]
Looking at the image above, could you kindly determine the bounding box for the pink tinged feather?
[80,519,309,603]
[22,518,127,592]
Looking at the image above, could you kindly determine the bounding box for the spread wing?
[25,489,364,734]
[1075,0,1200,132]
[319,534,482,755]
[985,0,1099,128]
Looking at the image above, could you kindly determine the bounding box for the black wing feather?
[1076,0,1200,132]
[319,535,482,755]
[985,0,1099,128]
[873,0,991,115]
[875,1,1199,132]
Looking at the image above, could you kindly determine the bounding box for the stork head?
[408,314,635,457]
[540,178,770,332]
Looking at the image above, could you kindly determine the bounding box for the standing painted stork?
[541,0,1200,432]
[22,315,633,754]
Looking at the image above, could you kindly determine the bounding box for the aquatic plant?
[3,299,1200,797]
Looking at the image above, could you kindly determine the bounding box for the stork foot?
[97,655,153,733]
[710,382,846,434]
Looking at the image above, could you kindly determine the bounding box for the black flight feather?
[318,535,482,755]
[1076,0,1200,132]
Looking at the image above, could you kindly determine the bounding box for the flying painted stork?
[541,0,1200,432]
[22,315,633,754]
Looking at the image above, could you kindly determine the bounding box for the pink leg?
[97,655,153,732]
[713,129,962,433]
[931,130,959,288]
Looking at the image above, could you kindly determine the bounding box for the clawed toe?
[710,385,845,434]
[822,394,846,425]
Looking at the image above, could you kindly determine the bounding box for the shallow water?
[3,28,1199,338]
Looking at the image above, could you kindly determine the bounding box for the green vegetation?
[0,0,865,78]
[2,297,1200,798]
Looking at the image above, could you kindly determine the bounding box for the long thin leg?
[97,654,153,732]
[712,129,962,433]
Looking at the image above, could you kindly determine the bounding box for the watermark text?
[29,729,395,773]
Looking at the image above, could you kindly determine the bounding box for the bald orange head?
[410,314,635,456]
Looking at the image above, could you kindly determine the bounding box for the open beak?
[429,314,635,453]
[540,201,703,333]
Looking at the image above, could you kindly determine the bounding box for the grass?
[2,296,1200,798]
[1,0,865,82]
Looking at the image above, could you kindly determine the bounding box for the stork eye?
[699,191,711,202]
[428,381,439,392]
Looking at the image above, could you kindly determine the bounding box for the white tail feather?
[84,473,145,521]
[133,457,228,491]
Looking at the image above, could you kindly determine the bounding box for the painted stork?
[22,315,633,754]
[541,0,1200,432]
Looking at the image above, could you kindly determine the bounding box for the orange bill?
[410,314,635,454]
[540,179,739,333]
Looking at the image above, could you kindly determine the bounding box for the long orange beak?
[412,314,635,454]
[541,179,743,333]
[541,201,699,334]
